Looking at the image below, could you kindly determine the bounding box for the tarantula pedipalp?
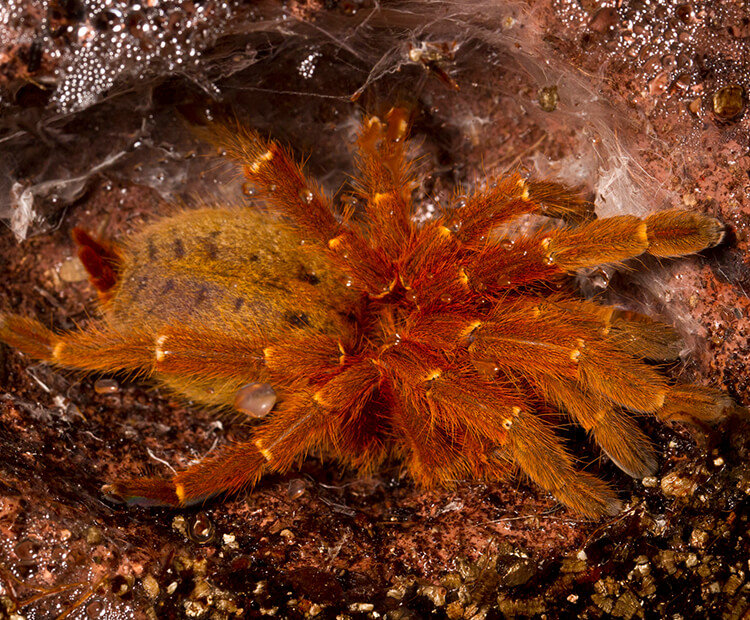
[0,109,731,517]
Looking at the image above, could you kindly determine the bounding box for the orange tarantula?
[0,109,732,517]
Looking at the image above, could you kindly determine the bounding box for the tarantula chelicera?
[0,109,732,517]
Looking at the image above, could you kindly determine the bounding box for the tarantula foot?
[560,472,623,519]
[102,479,181,507]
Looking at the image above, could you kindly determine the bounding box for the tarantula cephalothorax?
[0,109,732,517]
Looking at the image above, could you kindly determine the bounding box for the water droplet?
[472,359,498,379]
[439,293,452,304]
[648,71,670,96]
[234,383,277,418]
[298,51,322,80]
[499,238,514,250]
[187,511,215,544]
[287,479,307,500]
[672,73,691,91]
[86,599,105,618]
[643,56,662,75]
[688,96,702,115]
[298,188,314,204]
[661,54,676,70]
[14,538,39,563]
[588,7,619,33]
[340,1,358,16]
[677,53,693,70]
[86,526,104,545]
[94,378,119,394]
[675,3,694,24]
[589,268,610,290]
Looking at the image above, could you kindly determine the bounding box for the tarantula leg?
[424,369,523,440]
[536,297,684,361]
[301,357,386,471]
[505,408,622,518]
[150,324,267,382]
[644,210,725,257]
[446,176,594,246]
[102,441,269,507]
[200,121,341,245]
[379,340,521,484]
[659,385,733,425]
[108,357,383,507]
[207,120,397,296]
[575,342,669,413]
[537,376,657,478]
[546,211,723,270]
[264,334,351,384]
[390,389,467,486]
[0,314,154,374]
[546,216,653,270]
[466,234,561,293]
[469,304,670,413]
[446,175,538,245]
[105,390,328,507]
[0,314,56,361]
[607,315,683,361]
[353,108,414,255]
[525,181,596,223]
[466,211,722,296]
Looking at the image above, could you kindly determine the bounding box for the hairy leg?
[0,314,153,374]
[103,389,328,507]
[504,408,622,518]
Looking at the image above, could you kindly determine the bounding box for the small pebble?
[142,574,160,599]
[661,471,697,498]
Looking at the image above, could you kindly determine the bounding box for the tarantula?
[0,108,731,517]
